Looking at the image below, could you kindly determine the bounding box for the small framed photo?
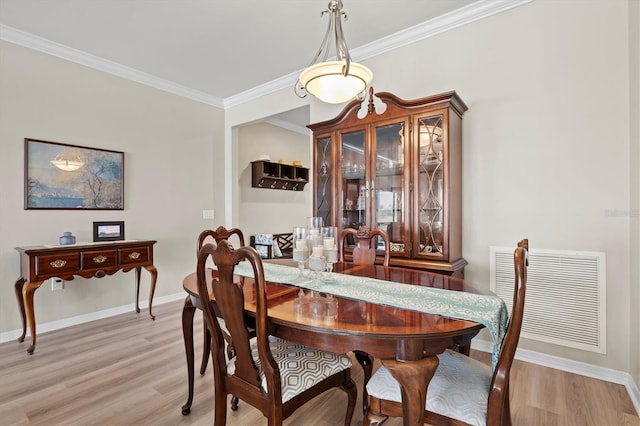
[93,221,125,242]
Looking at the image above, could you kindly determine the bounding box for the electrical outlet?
[202,209,215,220]
[51,277,64,291]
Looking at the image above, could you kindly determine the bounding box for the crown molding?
[262,117,310,136]
[354,0,532,59]
[0,24,225,108]
[1,0,532,110]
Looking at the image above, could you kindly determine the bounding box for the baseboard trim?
[472,339,640,416]
[0,292,185,344]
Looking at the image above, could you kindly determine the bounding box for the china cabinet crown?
[309,88,467,276]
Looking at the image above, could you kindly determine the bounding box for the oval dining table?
[181,260,489,426]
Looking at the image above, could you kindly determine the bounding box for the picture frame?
[24,138,124,210]
[93,221,125,242]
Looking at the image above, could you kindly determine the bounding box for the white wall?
[237,122,310,237]
[0,41,225,334]
[227,0,637,373]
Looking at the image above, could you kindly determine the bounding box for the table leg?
[380,355,439,426]
[144,265,158,320]
[135,266,141,314]
[14,278,27,342]
[182,296,197,415]
[22,280,45,355]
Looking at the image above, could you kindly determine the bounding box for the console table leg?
[182,296,197,415]
[135,267,141,314]
[14,277,26,342]
[23,280,45,354]
[145,265,158,320]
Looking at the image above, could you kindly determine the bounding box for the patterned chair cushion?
[366,349,492,426]
[228,336,352,403]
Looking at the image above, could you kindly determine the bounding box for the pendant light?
[295,0,373,104]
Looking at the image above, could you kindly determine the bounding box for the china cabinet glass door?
[372,121,406,255]
[339,129,367,233]
[416,114,445,258]
[314,136,332,226]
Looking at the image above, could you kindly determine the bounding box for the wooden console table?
[14,240,158,354]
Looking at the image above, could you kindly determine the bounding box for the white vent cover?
[490,246,606,353]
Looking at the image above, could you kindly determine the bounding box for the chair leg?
[200,316,211,375]
[364,410,388,426]
[503,382,512,426]
[230,396,239,411]
[354,350,374,414]
[213,391,227,426]
[459,342,471,356]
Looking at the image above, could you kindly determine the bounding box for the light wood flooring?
[1,299,638,425]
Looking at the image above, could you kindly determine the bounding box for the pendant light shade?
[295,1,373,104]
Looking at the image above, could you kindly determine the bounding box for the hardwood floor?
[1,299,638,425]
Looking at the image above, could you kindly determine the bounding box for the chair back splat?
[364,238,529,426]
[197,226,245,253]
[339,225,390,266]
[195,226,247,377]
[196,241,357,425]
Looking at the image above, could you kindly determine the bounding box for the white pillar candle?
[312,245,324,258]
[323,237,335,249]
[295,239,308,250]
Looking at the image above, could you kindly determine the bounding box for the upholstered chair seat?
[228,336,353,403]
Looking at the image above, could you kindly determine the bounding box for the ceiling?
[0,0,481,105]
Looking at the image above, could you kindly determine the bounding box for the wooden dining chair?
[197,226,246,376]
[339,225,390,413]
[196,240,357,426]
[364,238,529,426]
[339,225,391,267]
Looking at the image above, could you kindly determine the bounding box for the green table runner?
[228,261,508,368]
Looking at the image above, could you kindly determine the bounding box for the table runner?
[227,261,508,368]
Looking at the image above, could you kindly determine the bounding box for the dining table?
[181,260,507,426]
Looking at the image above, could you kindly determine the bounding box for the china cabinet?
[309,88,467,276]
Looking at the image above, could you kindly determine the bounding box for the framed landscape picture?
[24,138,124,210]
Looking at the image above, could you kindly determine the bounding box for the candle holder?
[308,253,326,285]
[292,226,310,280]
[307,216,324,230]
[321,226,338,273]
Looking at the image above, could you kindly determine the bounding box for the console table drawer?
[35,253,79,277]
[81,249,118,269]
[119,246,150,265]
